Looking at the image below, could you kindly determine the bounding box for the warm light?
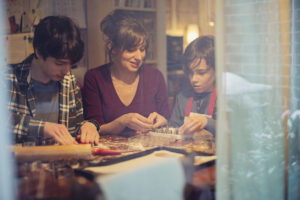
[186,24,199,43]
[209,21,215,27]
[166,30,184,37]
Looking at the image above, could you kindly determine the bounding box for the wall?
[165,0,216,97]
[5,0,88,84]
[166,0,215,47]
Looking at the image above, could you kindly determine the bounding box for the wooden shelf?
[144,59,157,64]
[115,7,156,12]
[168,70,185,76]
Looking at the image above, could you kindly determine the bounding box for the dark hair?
[183,36,215,73]
[33,16,84,64]
[100,10,148,62]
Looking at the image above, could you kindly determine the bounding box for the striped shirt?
[8,54,99,144]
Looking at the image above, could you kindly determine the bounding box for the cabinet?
[5,33,34,64]
[86,0,167,80]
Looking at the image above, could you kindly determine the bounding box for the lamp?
[208,21,215,27]
[207,0,215,27]
[186,24,199,44]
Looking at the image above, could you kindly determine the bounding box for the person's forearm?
[12,113,45,142]
[99,117,127,135]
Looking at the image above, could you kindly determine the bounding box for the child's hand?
[178,115,208,135]
[78,122,100,145]
[44,122,78,145]
[147,112,167,129]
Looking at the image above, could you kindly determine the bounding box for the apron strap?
[208,89,217,116]
[184,89,217,117]
[185,95,194,117]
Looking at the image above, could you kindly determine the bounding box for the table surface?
[90,135,217,187]
[16,134,216,199]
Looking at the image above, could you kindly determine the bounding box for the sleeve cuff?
[87,119,101,132]
[28,119,45,141]
[205,117,216,136]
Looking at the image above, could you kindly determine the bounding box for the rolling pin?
[13,144,93,162]
[13,144,122,162]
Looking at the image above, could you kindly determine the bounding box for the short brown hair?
[33,16,84,64]
[182,36,215,73]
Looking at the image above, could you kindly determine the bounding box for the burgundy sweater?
[83,64,170,133]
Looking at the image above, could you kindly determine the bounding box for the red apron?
[185,89,217,117]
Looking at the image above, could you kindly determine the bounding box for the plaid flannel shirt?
[8,55,99,144]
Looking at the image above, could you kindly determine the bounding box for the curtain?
[216,0,287,199]
[288,0,300,199]
[0,0,15,198]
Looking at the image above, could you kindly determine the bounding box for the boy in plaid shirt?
[8,16,100,145]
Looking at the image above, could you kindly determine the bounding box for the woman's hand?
[147,112,167,129]
[120,113,154,133]
[78,122,100,145]
[178,115,208,135]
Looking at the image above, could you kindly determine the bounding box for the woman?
[83,10,170,135]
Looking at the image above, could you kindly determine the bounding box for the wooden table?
[95,135,217,199]
[15,134,216,200]
[194,164,216,187]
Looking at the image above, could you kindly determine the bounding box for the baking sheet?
[85,150,184,174]
[84,148,216,175]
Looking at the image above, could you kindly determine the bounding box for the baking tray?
[85,146,215,168]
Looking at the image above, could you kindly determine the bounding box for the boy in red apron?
[169,36,216,136]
